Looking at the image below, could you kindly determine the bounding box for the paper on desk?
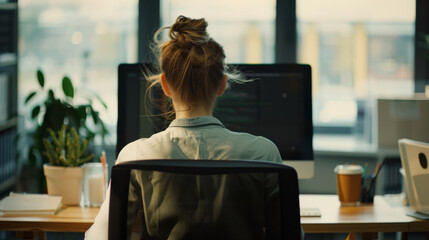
[0,192,62,215]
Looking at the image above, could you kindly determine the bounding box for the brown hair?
[147,16,239,112]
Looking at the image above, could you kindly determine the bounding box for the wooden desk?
[0,206,99,239]
[1,195,428,239]
[300,195,429,239]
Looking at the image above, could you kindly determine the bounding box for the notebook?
[398,139,429,219]
[0,192,62,215]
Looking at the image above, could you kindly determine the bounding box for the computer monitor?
[117,63,314,179]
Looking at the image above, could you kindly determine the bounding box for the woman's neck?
[173,102,213,119]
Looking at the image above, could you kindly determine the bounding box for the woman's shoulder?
[116,138,147,163]
[116,131,174,163]
[222,130,282,163]
[226,129,276,146]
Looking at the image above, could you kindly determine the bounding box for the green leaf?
[77,106,88,121]
[90,108,99,124]
[101,122,109,136]
[86,127,96,140]
[25,92,37,104]
[44,102,66,131]
[62,76,74,99]
[28,147,38,166]
[65,107,83,130]
[93,93,108,109]
[33,126,45,150]
[37,69,45,88]
[48,89,55,102]
[31,106,40,119]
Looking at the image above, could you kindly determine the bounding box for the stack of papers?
[0,192,62,215]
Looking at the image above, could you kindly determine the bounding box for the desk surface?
[300,195,427,233]
[0,195,427,234]
[0,206,99,232]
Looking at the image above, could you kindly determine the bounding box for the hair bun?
[169,15,209,46]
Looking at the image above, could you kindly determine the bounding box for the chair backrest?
[108,160,301,240]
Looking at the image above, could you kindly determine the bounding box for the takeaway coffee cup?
[334,165,363,206]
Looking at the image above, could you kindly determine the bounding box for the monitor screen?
[214,64,313,161]
[117,64,314,168]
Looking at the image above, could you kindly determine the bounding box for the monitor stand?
[282,160,314,179]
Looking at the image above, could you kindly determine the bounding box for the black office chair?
[108,160,301,240]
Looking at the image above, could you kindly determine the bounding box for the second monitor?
[117,63,314,179]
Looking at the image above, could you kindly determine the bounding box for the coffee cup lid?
[334,165,363,175]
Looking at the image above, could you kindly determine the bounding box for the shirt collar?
[169,116,225,128]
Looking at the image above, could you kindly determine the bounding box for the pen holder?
[360,175,376,203]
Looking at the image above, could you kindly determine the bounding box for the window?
[161,0,276,63]
[19,0,417,152]
[297,0,415,145]
[19,0,138,145]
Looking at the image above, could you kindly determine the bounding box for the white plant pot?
[43,164,84,205]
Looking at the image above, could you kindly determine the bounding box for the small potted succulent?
[43,125,93,205]
[23,69,108,193]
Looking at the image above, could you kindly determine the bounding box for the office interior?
[0,0,429,239]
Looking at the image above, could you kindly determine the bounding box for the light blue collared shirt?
[116,116,282,163]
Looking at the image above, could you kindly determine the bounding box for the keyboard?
[300,207,321,217]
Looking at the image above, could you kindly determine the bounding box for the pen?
[373,161,384,178]
[363,163,368,177]
[100,151,107,191]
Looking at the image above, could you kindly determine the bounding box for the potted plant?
[23,69,108,192]
[43,125,93,205]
